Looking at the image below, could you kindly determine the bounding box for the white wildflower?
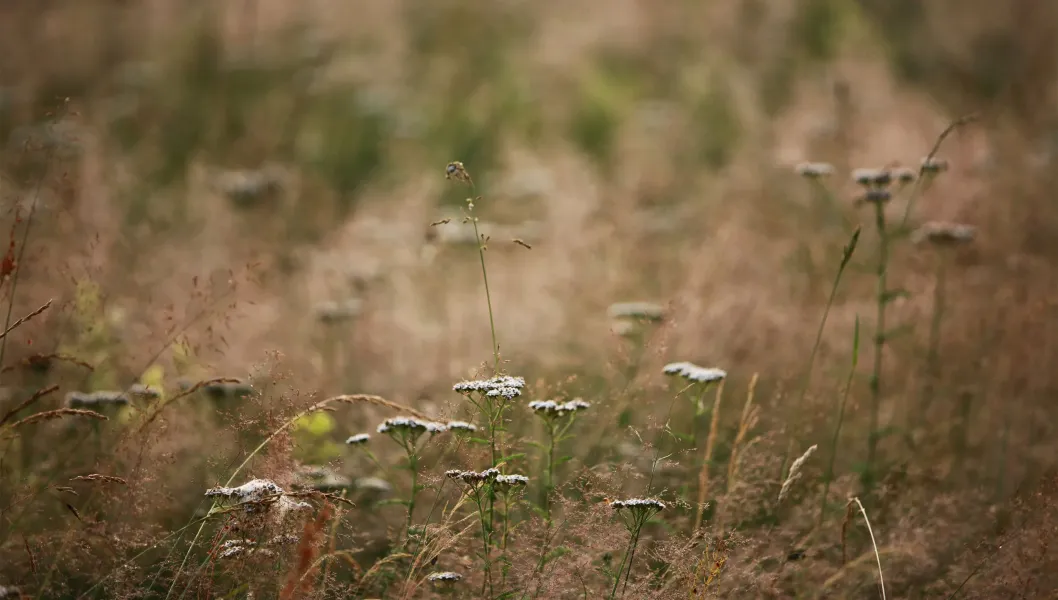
[427,571,462,583]
[911,221,977,246]
[345,433,371,445]
[795,162,835,179]
[453,375,526,400]
[663,362,726,384]
[920,156,949,174]
[445,420,478,433]
[606,302,665,321]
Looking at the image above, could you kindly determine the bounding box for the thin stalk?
[900,114,978,228]
[819,316,860,529]
[865,203,890,486]
[544,423,557,520]
[619,530,642,597]
[404,446,419,543]
[469,203,500,376]
[472,489,494,598]
[0,112,62,375]
[919,255,947,427]
[780,226,861,479]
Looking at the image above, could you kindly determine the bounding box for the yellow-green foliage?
[569,62,638,170]
[292,410,343,465]
[61,279,118,391]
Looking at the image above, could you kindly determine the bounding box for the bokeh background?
[3,0,1058,597]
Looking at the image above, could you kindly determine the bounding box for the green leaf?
[617,409,633,428]
[497,453,526,465]
[374,499,409,508]
[557,455,574,465]
[468,437,491,445]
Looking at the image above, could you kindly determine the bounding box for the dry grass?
[1,0,1058,598]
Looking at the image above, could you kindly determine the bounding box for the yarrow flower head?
[345,433,371,445]
[204,478,310,514]
[427,571,462,586]
[445,420,478,433]
[445,468,501,490]
[852,167,893,189]
[494,473,529,494]
[610,497,667,532]
[795,161,835,179]
[663,362,726,385]
[606,302,665,321]
[453,375,526,401]
[920,156,949,174]
[528,398,591,419]
[377,417,447,449]
[911,221,977,246]
[65,390,130,411]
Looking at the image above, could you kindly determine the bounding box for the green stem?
[404,446,419,543]
[544,423,557,521]
[819,317,860,529]
[470,212,500,376]
[474,490,494,598]
[920,255,947,427]
[866,202,890,487]
[780,226,861,480]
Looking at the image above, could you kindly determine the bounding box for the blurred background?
[3,0,1058,596]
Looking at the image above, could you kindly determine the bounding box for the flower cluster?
[445,420,478,433]
[494,474,529,493]
[445,468,500,486]
[663,362,726,384]
[377,416,448,435]
[920,156,949,174]
[610,497,667,532]
[610,497,666,511]
[911,221,977,246]
[345,433,371,445]
[453,375,526,400]
[204,479,311,514]
[65,391,129,410]
[794,162,835,179]
[427,571,462,583]
[606,302,665,321]
[528,398,591,419]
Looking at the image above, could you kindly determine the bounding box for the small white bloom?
[606,302,665,321]
[920,156,949,174]
[611,497,666,511]
[345,433,371,445]
[446,420,478,433]
[663,362,726,384]
[795,162,835,179]
[427,571,462,583]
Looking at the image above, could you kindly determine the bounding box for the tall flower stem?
[469,203,500,376]
[919,254,947,430]
[865,203,890,486]
[403,444,420,544]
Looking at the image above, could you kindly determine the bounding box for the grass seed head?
[778,444,817,503]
